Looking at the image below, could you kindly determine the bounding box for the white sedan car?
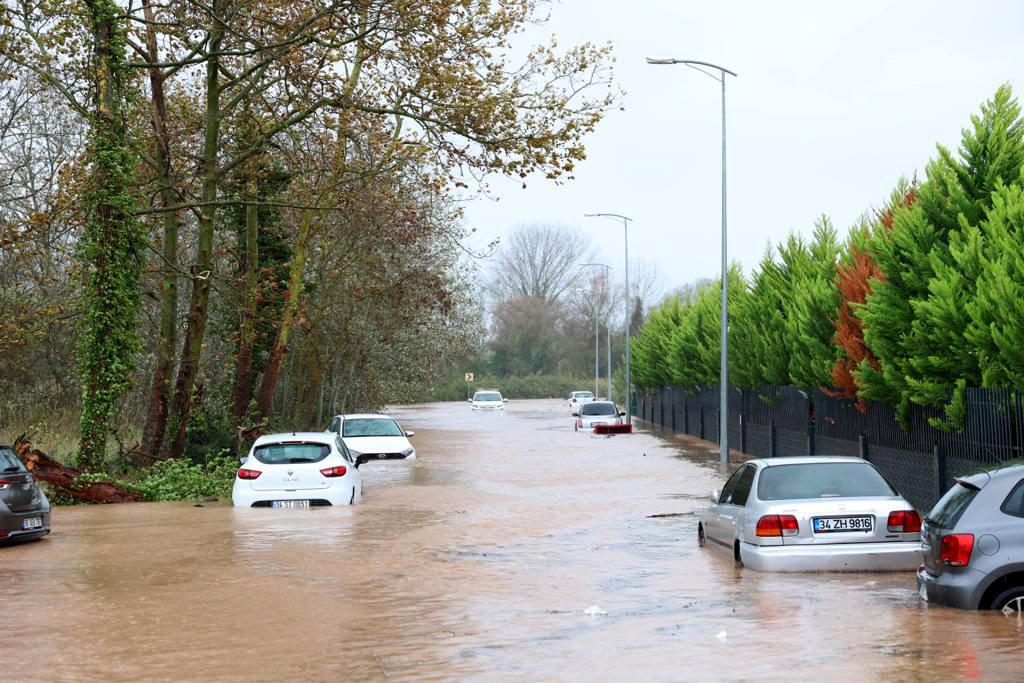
[470,390,506,410]
[699,456,922,572]
[232,432,363,508]
[328,414,416,462]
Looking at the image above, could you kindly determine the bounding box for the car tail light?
[756,514,799,537]
[237,468,262,480]
[572,398,577,403]
[887,510,922,533]
[0,480,12,489]
[0,531,8,538]
[320,466,348,478]
[940,533,974,567]
[576,418,583,428]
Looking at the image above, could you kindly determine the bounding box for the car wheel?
[992,586,1024,612]
[733,540,743,566]
[697,523,706,547]
[574,423,578,432]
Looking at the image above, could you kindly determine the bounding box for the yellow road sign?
[465,372,474,382]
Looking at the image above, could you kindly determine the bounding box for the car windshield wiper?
[287,458,316,463]
[2,466,22,473]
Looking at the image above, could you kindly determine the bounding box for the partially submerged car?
[0,444,50,544]
[328,413,416,462]
[918,462,1024,611]
[566,390,595,411]
[573,400,626,432]
[470,390,506,410]
[699,456,921,572]
[232,432,363,508]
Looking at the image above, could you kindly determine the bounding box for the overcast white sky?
[462,1,1024,292]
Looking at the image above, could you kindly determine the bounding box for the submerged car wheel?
[992,586,1024,612]
[697,523,706,547]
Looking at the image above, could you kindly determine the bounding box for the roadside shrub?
[131,454,238,502]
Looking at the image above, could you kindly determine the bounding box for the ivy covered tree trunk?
[231,198,260,423]
[78,0,144,470]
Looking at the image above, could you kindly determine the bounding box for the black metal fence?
[635,385,1024,512]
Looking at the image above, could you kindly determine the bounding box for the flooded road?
[4,399,1023,681]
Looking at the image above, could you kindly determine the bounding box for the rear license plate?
[812,516,873,533]
[271,500,310,509]
[21,517,43,530]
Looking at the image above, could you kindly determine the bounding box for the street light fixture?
[582,262,613,400]
[583,213,632,425]
[646,57,736,466]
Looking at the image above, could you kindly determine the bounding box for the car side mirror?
[405,431,415,438]
[239,457,247,465]
[572,412,579,417]
[710,489,720,503]
[618,412,626,417]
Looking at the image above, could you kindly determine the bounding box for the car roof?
[958,460,1024,486]
[253,432,336,446]
[751,455,868,467]
[336,413,393,420]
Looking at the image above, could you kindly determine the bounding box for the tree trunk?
[162,8,223,459]
[140,0,181,461]
[231,197,260,423]
[255,210,315,418]
[15,436,142,504]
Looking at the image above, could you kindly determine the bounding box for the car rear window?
[0,447,25,473]
[581,402,617,416]
[928,482,979,529]
[253,442,330,464]
[575,392,593,399]
[342,418,403,438]
[1001,479,1024,519]
[757,462,896,501]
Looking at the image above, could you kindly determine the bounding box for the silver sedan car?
[699,456,922,572]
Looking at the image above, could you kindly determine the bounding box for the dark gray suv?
[917,462,1024,610]
[0,445,51,544]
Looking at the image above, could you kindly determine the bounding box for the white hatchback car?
[470,390,506,410]
[327,414,416,462]
[567,390,595,411]
[573,400,625,432]
[232,432,363,508]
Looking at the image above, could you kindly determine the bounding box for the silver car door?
[717,465,755,545]
[707,467,744,544]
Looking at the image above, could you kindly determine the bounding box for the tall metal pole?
[593,313,599,396]
[607,317,612,402]
[718,70,729,467]
[582,262,612,400]
[646,57,735,465]
[623,218,631,424]
[582,217,632,423]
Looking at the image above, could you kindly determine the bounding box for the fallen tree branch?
[13,435,143,504]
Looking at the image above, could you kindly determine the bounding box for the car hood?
[342,436,411,454]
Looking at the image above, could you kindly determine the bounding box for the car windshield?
[342,418,403,438]
[581,402,617,416]
[757,462,896,500]
[575,392,593,399]
[253,442,330,464]
[0,447,25,472]
[475,392,501,402]
[928,482,979,529]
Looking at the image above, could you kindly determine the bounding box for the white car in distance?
[567,390,595,411]
[232,432,363,508]
[328,414,416,463]
[470,390,506,410]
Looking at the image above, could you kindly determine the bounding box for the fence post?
[740,413,746,453]
[934,441,947,501]
[808,423,815,456]
[859,434,870,462]
[699,405,705,440]
[769,417,776,458]
[672,396,677,432]
[683,404,689,434]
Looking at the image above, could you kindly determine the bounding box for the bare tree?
[487,223,595,302]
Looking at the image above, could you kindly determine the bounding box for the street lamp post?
[582,262,612,400]
[583,214,632,425]
[646,57,736,466]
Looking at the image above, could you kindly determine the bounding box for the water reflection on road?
[3,400,1022,681]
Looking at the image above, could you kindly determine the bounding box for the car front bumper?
[740,540,921,572]
[916,565,987,609]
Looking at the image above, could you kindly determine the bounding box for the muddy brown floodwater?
[4,400,1024,681]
